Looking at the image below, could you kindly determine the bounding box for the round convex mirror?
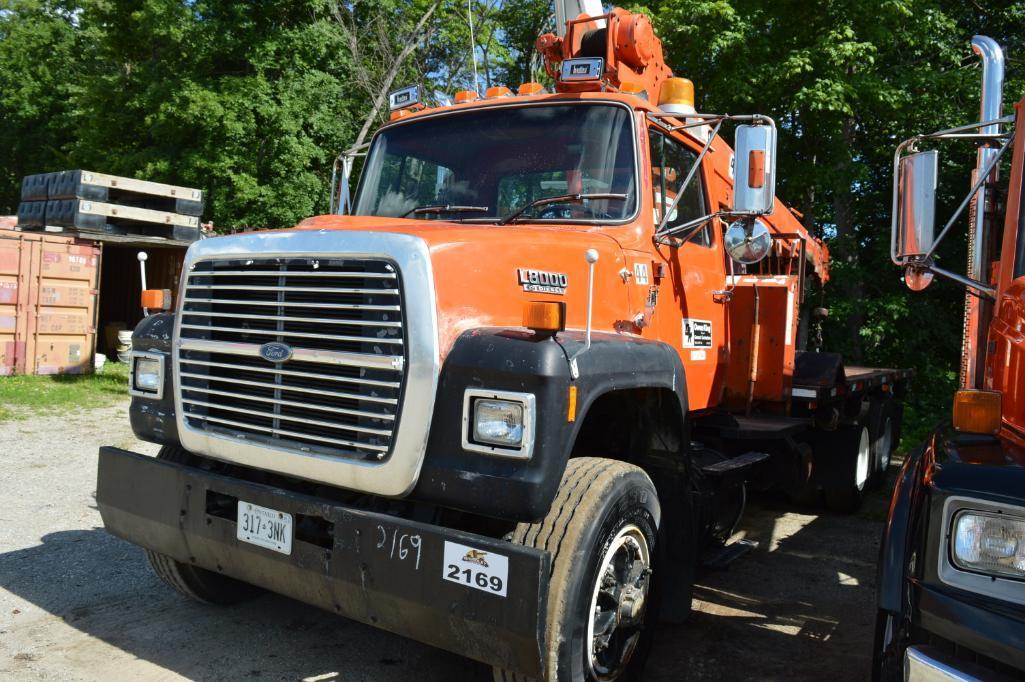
[903,266,934,292]
[724,218,772,265]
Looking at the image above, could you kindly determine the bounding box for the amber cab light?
[518,82,544,95]
[619,81,649,100]
[454,90,479,103]
[485,86,513,99]
[141,288,172,311]
[658,77,695,108]
[523,301,565,334]
[952,389,1002,435]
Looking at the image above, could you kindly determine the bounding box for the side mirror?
[733,124,777,215]
[724,218,772,265]
[896,150,937,261]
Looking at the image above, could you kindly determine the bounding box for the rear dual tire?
[494,458,662,682]
[822,425,872,514]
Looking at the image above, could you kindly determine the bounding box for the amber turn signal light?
[141,289,172,311]
[748,150,766,189]
[523,301,565,334]
[952,389,1002,435]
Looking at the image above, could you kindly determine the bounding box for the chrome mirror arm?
[654,119,724,236]
[329,142,372,215]
[917,262,996,298]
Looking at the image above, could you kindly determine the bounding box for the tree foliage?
[0,0,1022,441]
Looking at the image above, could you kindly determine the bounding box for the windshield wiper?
[400,204,489,219]
[496,193,629,226]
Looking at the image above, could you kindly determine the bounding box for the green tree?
[636,0,1023,442]
[69,0,362,228]
[0,0,83,211]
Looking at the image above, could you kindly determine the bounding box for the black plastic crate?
[20,173,51,202]
[16,200,46,227]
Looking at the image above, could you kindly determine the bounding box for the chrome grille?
[176,257,405,461]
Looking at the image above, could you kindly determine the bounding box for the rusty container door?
[0,227,101,375]
[0,232,34,374]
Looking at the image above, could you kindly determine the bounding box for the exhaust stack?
[962,36,1005,389]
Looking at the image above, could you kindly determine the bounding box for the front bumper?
[96,447,549,677]
[904,645,1014,681]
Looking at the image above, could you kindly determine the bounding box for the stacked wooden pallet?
[17,170,204,243]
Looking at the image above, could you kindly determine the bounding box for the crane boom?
[554,0,605,37]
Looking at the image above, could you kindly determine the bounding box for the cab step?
[700,450,770,476]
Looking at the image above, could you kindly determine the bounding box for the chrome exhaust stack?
[962,36,1005,389]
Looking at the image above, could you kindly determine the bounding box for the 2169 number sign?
[441,540,509,597]
[447,564,504,593]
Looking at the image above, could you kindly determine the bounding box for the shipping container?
[0,226,100,375]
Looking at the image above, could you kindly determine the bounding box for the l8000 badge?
[517,268,568,295]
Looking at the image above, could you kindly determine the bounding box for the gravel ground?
[0,402,891,681]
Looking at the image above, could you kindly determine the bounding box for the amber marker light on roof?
[952,389,1002,435]
[619,81,648,100]
[454,90,479,103]
[518,82,544,95]
[486,86,513,98]
[658,77,695,108]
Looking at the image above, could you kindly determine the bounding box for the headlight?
[462,389,536,459]
[952,510,1025,580]
[130,352,165,398]
[474,399,524,447]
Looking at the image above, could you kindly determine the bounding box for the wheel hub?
[587,525,652,681]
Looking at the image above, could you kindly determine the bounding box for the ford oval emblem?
[259,341,293,363]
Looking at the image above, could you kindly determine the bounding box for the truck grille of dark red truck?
[176,257,405,461]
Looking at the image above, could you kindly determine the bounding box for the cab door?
[648,128,728,411]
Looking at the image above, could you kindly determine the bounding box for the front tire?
[144,445,260,605]
[494,458,661,682]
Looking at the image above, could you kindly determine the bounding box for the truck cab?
[97,6,909,681]
[875,35,1025,681]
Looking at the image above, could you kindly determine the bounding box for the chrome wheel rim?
[586,524,651,681]
[856,426,870,491]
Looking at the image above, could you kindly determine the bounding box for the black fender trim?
[128,312,179,445]
[876,435,928,613]
[412,329,687,521]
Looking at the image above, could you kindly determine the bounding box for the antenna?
[467,0,480,93]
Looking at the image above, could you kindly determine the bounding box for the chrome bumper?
[905,646,1011,682]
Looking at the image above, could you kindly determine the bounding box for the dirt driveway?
[0,402,889,681]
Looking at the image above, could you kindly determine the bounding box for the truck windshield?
[353,104,637,223]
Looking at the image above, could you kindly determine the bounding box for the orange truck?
[96,4,910,680]
[874,36,1025,679]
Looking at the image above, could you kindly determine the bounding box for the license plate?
[236,501,293,555]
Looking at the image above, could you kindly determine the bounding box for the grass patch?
[0,362,130,421]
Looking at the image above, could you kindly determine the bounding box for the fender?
[412,328,688,521]
[128,312,180,445]
[876,433,930,613]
